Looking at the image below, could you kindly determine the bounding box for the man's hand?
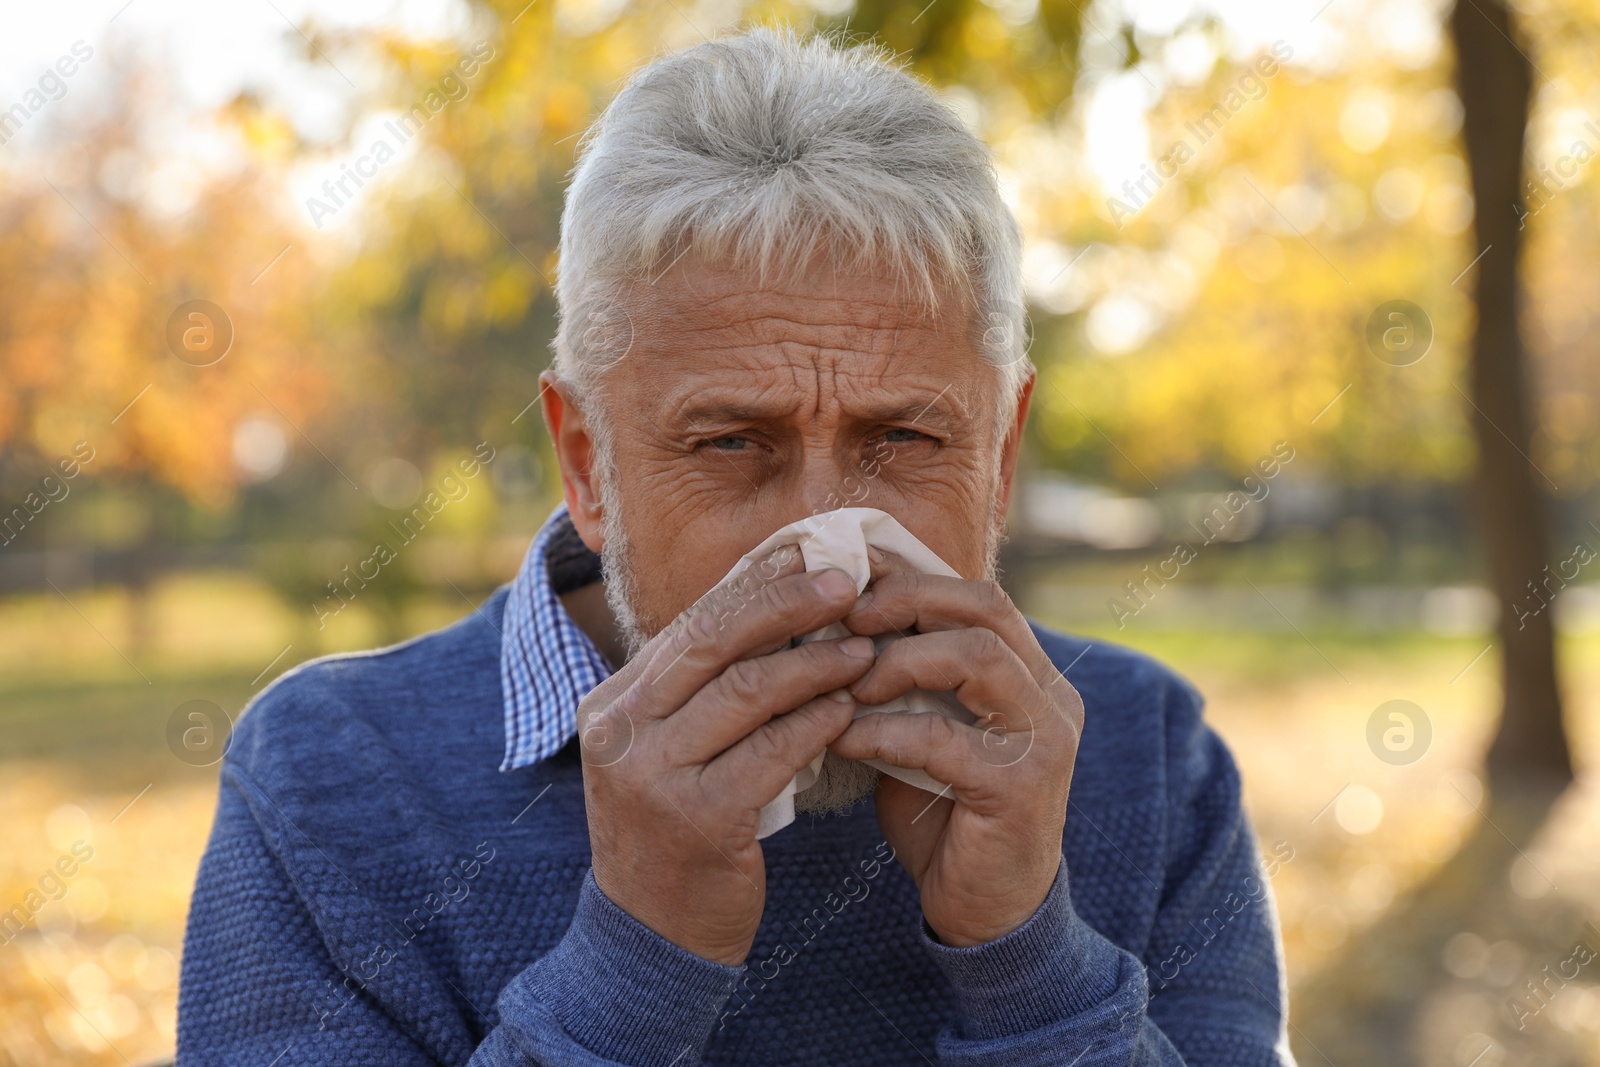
[828,548,1085,947]
[576,544,876,966]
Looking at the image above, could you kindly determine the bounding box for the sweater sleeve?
[917,673,1293,1067]
[177,771,744,1067]
[489,868,745,1065]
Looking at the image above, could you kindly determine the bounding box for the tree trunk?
[1448,0,1572,789]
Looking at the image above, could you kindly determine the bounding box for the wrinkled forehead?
[599,253,996,426]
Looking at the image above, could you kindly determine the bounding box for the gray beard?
[597,473,650,662]
[593,466,1004,818]
[792,749,881,816]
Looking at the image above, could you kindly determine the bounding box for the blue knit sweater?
[176,583,1293,1065]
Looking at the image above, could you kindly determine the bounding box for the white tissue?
[710,508,976,839]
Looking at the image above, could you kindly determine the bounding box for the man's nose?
[793,444,867,517]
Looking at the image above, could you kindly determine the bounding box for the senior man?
[179,24,1293,1067]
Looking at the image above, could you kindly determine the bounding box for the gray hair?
[549,23,1030,457]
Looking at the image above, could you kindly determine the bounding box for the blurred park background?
[2,0,1599,1062]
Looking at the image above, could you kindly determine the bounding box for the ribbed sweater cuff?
[514,868,744,1065]
[921,857,1123,1041]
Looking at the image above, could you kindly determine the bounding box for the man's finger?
[847,628,1048,737]
[844,571,1057,686]
[650,541,808,673]
[617,560,859,725]
[700,690,859,807]
[825,709,1000,803]
[661,635,877,762]
[863,545,921,582]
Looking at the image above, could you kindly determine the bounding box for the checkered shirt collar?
[498,502,614,771]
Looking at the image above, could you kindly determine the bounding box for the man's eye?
[707,436,749,451]
[882,428,929,443]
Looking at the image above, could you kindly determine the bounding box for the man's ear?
[995,367,1035,519]
[539,370,607,555]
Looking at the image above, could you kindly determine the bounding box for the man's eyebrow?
[669,400,793,427]
[876,397,957,431]
[668,397,960,431]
